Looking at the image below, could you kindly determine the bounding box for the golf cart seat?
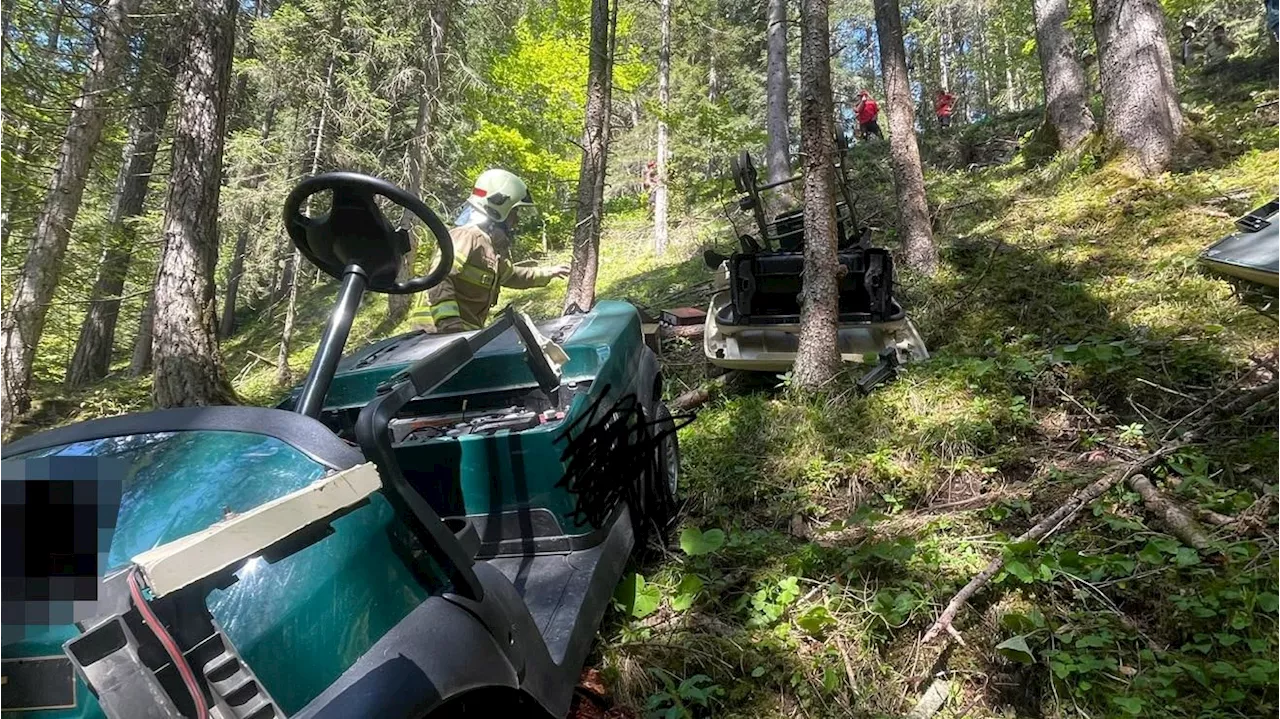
[717,248,901,327]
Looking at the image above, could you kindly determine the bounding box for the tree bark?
[1032,0,1095,151]
[130,284,156,376]
[873,0,937,276]
[1002,34,1018,113]
[218,226,250,338]
[1092,0,1182,176]
[563,0,615,313]
[151,0,239,408]
[65,36,178,389]
[793,0,842,390]
[276,248,302,385]
[764,0,792,185]
[388,0,449,323]
[653,0,671,255]
[3,0,66,196]
[0,0,140,423]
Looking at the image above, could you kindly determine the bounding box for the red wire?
[127,569,210,719]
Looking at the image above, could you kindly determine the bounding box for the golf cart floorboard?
[484,510,633,668]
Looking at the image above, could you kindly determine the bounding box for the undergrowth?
[9,51,1277,719]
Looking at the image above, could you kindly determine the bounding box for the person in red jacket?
[855,90,883,141]
[935,89,957,129]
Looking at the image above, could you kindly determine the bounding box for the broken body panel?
[1199,199,1278,290]
[705,152,928,377]
[2,300,663,719]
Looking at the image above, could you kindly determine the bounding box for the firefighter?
[410,169,570,333]
[854,90,883,141]
[935,89,956,130]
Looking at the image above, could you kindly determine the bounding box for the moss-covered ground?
[11,56,1278,719]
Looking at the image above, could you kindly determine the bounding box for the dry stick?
[919,441,1188,646]
[921,379,1278,646]
[1126,473,1211,550]
[669,371,739,412]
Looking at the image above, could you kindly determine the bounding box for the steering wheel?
[282,172,455,294]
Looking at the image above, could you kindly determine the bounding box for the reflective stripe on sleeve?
[428,300,461,320]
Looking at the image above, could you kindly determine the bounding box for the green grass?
[10,54,1278,719]
[591,68,1278,718]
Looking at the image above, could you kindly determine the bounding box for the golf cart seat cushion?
[724,249,899,325]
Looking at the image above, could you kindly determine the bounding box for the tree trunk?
[793,0,842,390]
[764,0,792,185]
[1092,0,1182,176]
[65,37,178,389]
[937,7,950,91]
[218,226,250,337]
[388,0,449,323]
[873,0,937,275]
[563,0,615,313]
[1,0,12,55]
[275,61,337,382]
[217,0,271,338]
[0,0,64,255]
[0,0,140,423]
[276,248,302,385]
[653,0,671,255]
[129,284,156,376]
[1032,0,1095,151]
[1002,34,1018,112]
[151,0,239,408]
[975,8,993,115]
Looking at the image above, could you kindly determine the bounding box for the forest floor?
[10,58,1278,719]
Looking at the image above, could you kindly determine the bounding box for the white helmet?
[466,169,535,224]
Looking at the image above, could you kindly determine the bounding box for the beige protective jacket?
[411,222,555,333]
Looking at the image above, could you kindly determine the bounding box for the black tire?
[630,402,680,555]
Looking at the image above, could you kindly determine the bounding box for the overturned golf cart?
[702,148,928,388]
[1,173,681,718]
[1199,198,1278,292]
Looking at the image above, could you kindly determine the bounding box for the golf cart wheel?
[631,402,680,555]
[654,402,680,501]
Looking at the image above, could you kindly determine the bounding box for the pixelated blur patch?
[2,457,124,644]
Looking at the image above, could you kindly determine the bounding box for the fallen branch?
[921,368,1280,644]
[905,678,952,719]
[1126,473,1211,550]
[670,372,739,412]
[920,441,1187,645]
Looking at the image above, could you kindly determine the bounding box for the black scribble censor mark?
[554,386,694,545]
[2,457,123,643]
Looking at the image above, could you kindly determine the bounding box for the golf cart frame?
[2,173,677,719]
[703,148,928,386]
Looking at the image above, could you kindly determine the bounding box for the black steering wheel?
[282,172,455,294]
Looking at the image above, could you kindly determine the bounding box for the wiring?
[127,569,209,719]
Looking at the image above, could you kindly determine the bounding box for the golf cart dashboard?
[318,380,593,446]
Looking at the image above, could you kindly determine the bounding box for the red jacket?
[856,98,879,124]
[935,94,955,117]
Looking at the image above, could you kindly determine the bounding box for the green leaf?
[1137,542,1165,564]
[751,666,766,678]
[679,527,726,556]
[1258,593,1279,612]
[671,574,704,612]
[624,574,661,619]
[996,635,1035,664]
[1006,560,1034,583]
[1173,547,1201,566]
[1112,696,1144,715]
[796,605,836,637]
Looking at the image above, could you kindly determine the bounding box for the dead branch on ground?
[921,377,1277,646]
[1126,473,1211,550]
[670,372,739,412]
